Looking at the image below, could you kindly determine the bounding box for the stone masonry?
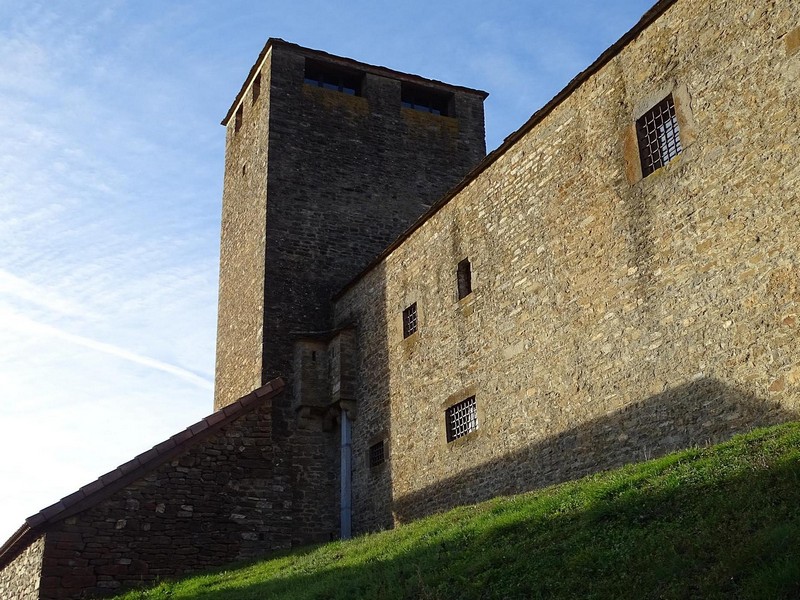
[333,0,800,531]
[214,39,487,545]
[2,1,799,597]
[214,40,487,412]
[0,380,290,599]
[0,536,44,600]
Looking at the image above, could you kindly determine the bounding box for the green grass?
[114,422,800,600]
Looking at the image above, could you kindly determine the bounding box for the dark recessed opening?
[401,82,453,116]
[252,72,261,103]
[304,59,363,96]
[234,105,243,133]
[369,440,385,467]
[457,258,472,300]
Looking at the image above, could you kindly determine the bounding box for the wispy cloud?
[0,0,658,546]
[0,268,89,317]
[0,305,212,390]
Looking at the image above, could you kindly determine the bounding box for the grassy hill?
[114,422,800,600]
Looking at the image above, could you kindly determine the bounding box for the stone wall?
[214,40,488,544]
[0,535,44,600]
[214,49,272,412]
[34,394,293,599]
[260,43,486,394]
[214,41,487,412]
[335,0,800,531]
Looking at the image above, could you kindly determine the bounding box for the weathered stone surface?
[0,535,44,600]
[334,0,800,530]
[5,2,799,597]
[213,39,487,545]
[214,41,487,412]
[8,397,291,600]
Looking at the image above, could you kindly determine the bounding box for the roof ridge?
[0,377,285,567]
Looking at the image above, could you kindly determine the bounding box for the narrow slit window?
[446,396,478,442]
[234,105,243,133]
[252,72,261,103]
[369,440,385,467]
[402,303,417,338]
[457,258,472,300]
[636,94,682,177]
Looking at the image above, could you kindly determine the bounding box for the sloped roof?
[0,377,285,568]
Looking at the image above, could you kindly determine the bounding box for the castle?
[2,0,799,597]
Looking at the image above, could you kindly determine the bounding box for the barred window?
[636,94,682,177]
[446,396,478,442]
[402,303,417,338]
[457,258,472,300]
[369,440,385,467]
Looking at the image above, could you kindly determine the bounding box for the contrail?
[0,306,213,390]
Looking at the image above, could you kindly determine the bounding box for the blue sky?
[0,0,654,541]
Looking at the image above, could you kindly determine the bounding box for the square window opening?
[636,94,682,177]
[402,303,417,338]
[457,258,472,300]
[446,396,478,442]
[369,440,385,467]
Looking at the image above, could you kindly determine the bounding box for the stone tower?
[214,40,487,411]
[214,39,487,542]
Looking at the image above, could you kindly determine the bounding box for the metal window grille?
[457,258,472,300]
[636,94,682,177]
[402,303,417,338]
[446,396,478,442]
[369,441,385,467]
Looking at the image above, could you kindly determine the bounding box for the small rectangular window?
[252,72,261,103]
[401,83,452,116]
[234,105,243,133]
[446,396,478,442]
[304,60,362,96]
[636,94,682,177]
[402,303,417,338]
[457,258,472,300]
[369,440,385,467]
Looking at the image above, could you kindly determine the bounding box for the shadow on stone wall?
[392,377,797,523]
[161,427,800,599]
[350,260,395,536]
